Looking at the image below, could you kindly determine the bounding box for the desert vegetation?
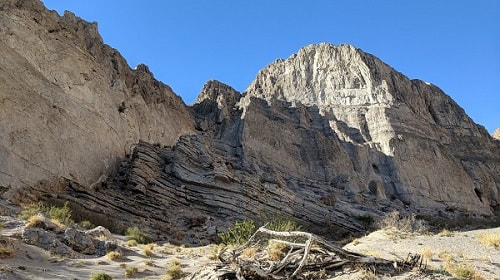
[219,217,302,245]
[19,201,74,228]
[89,272,112,280]
[477,232,500,248]
[125,226,151,244]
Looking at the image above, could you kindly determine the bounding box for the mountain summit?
[0,0,498,242]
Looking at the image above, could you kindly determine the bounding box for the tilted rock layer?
[1,0,499,242]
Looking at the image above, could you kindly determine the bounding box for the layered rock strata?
[0,0,499,243]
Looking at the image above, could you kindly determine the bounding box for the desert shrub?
[219,219,256,245]
[377,211,427,233]
[444,261,484,280]
[125,226,151,244]
[438,228,454,237]
[124,266,138,278]
[126,239,138,247]
[267,218,302,232]
[106,251,121,261]
[19,202,46,220]
[0,222,4,231]
[143,247,154,257]
[420,248,434,261]
[89,272,112,280]
[268,240,287,261]
[477,232,500,248]
[48,202,74,226]
[26,214,45,228]
[164,259,183,280]
[219,217,302,245]
[20,201,74,227]
[240,247,257,260]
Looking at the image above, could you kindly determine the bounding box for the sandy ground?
[343,227,500,279]
[1,226,499,279]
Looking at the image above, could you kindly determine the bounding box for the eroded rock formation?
[0,0,194,197]
[1,0,498,243]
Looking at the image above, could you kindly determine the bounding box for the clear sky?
[40,0,499,133]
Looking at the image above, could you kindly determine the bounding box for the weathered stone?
[22,227,79,257]
[85,226,113,240]
[0,0,194,201]
[63,227,97,255]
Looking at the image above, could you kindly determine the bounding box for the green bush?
[19,201,74,227]
[267,218,302,232]
[49,202,74,226]
[19,202,46,220]
[90,272,112,280]
[0,222,4,231]
[219,219,256,245]
[125,226,151,244]
[219,216,303,245]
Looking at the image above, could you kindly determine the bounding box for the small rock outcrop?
[20,216,116,257]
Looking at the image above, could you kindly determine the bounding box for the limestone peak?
[493,128,500,140]
[245,43,399,107]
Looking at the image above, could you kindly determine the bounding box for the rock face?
[493,128,500,140]
[0,0,194,199]
[243,43,500,215]
[1,1,499,242]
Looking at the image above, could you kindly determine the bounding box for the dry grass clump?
[126,239,138,247]
[438,250,454,262]
[26,214,45,228]
[268,240,287,261]
[106,251,121,261]
[90,272,112,280]
[477,232,500,248]
[377,211,427,234]
[96,234,108,241]
[444,261,484,280]
[240,247,257,260]
[438,229,454,237]
[162,259,184,280]
[143,247,154,257]
[144,259,154,266]
[124,266,138,278]
[420,248,434,261]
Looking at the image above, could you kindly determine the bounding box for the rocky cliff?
[1,0,499,243]
[0,0,194,200]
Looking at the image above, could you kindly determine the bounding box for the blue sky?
[40,1,499,133]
